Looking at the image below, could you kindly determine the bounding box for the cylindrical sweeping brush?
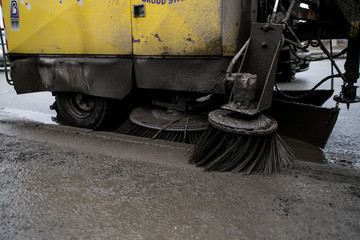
[189,118,295,174]
[189,73,296,174]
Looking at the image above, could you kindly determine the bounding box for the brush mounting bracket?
[238,23,283,113]
[222,73,259,116]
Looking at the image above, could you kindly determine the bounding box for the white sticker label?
[10,0,20,31]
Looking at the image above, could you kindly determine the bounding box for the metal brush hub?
[129,106,209,132]
[210,72,277,136]
[208,109,278,136]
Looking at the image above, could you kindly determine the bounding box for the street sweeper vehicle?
[1,0,359,174]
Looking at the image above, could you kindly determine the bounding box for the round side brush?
[189,73,296,174]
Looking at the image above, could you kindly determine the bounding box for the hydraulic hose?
[226,38,251,81]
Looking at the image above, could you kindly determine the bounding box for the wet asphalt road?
[0,115,359,240]
[0,59,360,239]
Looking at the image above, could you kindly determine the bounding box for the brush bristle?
[117,119,204,144]
[190,127,295,174]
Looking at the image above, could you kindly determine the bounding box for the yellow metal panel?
[131,0,222,56]
[2,0,132,55]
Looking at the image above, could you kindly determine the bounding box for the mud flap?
[11,58,48,94]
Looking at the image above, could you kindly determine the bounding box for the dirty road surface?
[0,59,360,239]
[0,118,359,240]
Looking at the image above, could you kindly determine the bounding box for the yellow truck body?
[3,0,253,56]
[3,0,132,55]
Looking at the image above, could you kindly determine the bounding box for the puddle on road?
[1,108,57,125]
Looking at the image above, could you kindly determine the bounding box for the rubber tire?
[55,92,117,130]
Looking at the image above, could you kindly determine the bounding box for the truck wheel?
[55,92,118,129]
